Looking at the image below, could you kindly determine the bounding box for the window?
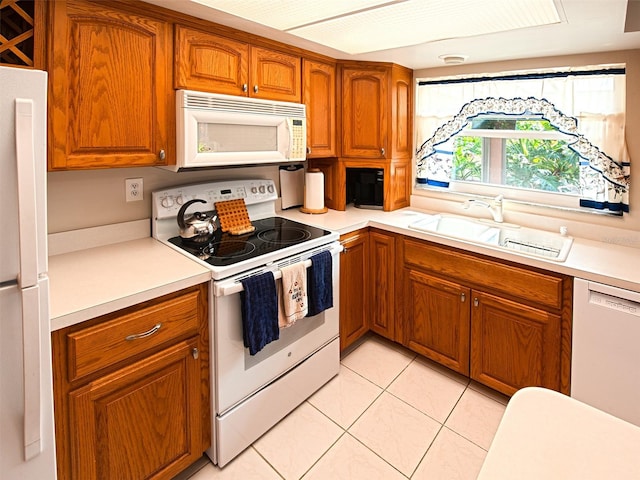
[415,67,630,214]
[451,115,580,193]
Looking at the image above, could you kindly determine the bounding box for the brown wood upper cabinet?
[339,62,412,160]
[48,0,173,170]
[303,59,337,158]
[175,25,301,102]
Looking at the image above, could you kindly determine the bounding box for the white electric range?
[152,179,341,466]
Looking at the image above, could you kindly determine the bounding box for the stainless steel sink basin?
[408,214,573,262]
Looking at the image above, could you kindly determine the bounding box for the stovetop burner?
[168,216,332,267]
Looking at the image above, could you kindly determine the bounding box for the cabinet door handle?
[192,347,199,359]
[159,149,166,161]
[125,323,162,341]
[473,298,479,307]
[253,85,259,93]
[242,83,248,92]
[461,293,466,302]
[380,147,385,156]
[307,147,311,155]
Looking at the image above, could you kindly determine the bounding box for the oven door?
[212,243,341,415]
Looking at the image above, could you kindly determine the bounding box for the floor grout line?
[192,337,506,479]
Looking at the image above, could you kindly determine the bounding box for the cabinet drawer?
[403,238,564,310]
[67,290,201,381]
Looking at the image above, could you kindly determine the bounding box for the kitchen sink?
[408,214,573,262]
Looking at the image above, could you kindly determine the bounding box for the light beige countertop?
[477,387,640,479]
[281,205,640,292]
[49,206,640,331]
[49,237,211,331]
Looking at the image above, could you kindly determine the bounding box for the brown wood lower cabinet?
[403,270,470,375]
[52,284,210,479]
[337,229,572,396]
[339,229,370,351]
[369,229,396,339]
[400,236,572,396]
[339,228,398,351]
[470,290,561,395]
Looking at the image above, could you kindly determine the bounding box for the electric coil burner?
[151,179,341,467]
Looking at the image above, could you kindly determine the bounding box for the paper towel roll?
[301,169,327,213]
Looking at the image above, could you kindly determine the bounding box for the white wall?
[411,50,640,247]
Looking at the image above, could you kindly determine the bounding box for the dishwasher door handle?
[586,280,640,316]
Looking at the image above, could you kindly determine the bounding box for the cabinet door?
[369,230,395,340]
[339,230,369,351]
[48,0,172,169]
[341,67,388,158]
[390,66,413,160]
[303,59,336,157]
[470,291,562,396]
[175,25,249,96]
[250,46,301,102]
[68,338,202,479]
[404,269,471,375]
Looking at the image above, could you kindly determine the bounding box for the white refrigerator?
[0,66,57,478]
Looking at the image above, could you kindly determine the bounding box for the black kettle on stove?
[177,199,217,242]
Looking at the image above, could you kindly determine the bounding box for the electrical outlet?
[125,178,143,202]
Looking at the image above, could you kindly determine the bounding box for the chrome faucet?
[462,195,504,223]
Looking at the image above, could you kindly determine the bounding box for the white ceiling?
[143,0,640,70]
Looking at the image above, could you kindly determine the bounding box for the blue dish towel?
[307,250,333,317]
[240,271,279,355]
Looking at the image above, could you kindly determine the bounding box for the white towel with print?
[278,262,308,328]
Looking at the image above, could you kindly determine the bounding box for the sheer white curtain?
[415,70,630,213]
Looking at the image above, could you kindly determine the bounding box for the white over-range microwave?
[167,90,307,171]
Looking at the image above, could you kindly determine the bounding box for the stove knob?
[251,186,258,194]
[259,185,266,194]
[161,196,174,208]
[267,184,275,193]
[175,195,185,205]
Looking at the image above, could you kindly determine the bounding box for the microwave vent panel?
[182,91,305,118]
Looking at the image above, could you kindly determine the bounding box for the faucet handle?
[494,194,504,203]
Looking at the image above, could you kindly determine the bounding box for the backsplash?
[47,165,280,234]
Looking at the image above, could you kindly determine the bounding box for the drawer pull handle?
[125,323,162,341]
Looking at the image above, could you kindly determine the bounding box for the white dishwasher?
[571,278,640,426]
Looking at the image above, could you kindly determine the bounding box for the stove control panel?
[152,179,278,220]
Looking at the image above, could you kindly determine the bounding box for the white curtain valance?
[415,70,629,213]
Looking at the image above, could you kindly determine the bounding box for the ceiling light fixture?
[439,54,468,65]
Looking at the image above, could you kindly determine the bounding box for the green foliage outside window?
[451,117,580,193]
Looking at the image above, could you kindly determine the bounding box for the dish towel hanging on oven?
[240,271,279,355]
[307,250,333,317]
[278,262,308,328]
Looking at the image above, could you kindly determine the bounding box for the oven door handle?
[215,244,342,297]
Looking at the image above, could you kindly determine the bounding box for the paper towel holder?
[300,168,328,214]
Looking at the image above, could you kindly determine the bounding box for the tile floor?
[187,334,509,480]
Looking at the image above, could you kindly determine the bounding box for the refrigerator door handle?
[21,285,42,460]
[15,99,39,289]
